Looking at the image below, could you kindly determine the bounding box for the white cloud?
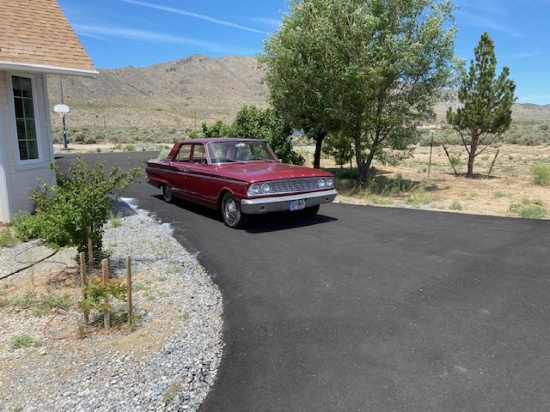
[120,0,268,35]
[74,24,255,55]
[514,52,539,59]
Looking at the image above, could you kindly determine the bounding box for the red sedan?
[145,138,337,228]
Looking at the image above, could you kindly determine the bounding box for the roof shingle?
[0,0,96,74]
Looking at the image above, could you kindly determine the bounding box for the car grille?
[269,178,320,194]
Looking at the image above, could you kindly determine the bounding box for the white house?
[0,0,97,222]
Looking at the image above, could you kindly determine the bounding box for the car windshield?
[207,141,278,164]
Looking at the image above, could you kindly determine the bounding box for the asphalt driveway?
[58,152,550,411]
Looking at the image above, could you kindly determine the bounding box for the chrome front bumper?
[240,189,337,214]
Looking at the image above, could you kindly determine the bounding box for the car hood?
[213,161,333,183]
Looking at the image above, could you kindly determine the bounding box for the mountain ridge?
[48,54,549,130]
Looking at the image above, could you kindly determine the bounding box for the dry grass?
[300,144,550,219]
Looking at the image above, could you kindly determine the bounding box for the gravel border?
[0,199,223,411]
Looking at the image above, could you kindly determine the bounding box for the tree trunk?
[359,150,375,185]
[354,135,376,185]
[467,135,479,177]
[313,132,326,169]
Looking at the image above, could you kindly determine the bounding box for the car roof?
[176,138,263,145]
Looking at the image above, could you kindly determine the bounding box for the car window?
[192,144,207,164]
[207,141,277,163]
[175,145,191,162]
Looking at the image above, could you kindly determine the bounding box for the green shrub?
[531,164,550,186]
[13,159,141,260]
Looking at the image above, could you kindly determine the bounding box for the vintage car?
[145,138,337,228]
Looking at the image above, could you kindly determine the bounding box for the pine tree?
[447,32,516,177]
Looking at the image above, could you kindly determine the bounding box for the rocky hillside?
[48,54,268,129]
[48,54,549,130]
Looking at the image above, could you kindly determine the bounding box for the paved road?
[58,152,550,411]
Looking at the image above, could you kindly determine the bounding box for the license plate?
[290,199,306,211]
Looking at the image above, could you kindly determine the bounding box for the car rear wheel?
[162,184,174,203]
[222,193,249,228]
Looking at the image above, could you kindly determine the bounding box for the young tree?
[14,159,141,262]
[260,0,457,183]
[447,32,516,177]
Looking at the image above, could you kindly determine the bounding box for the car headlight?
[326,178,333,187]
[261,183,271,193]
[248,183,261,196]
[318,178,326,188]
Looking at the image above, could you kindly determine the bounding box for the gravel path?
[0,199,223,411]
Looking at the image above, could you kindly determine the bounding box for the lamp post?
[53,76,70,150]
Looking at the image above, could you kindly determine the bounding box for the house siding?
[0,71,10,222]
[0,72,56,222]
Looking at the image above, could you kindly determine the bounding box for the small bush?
[0,227,16,247]
[449,201,462,210]
[10,334,36,349]
[531,164,550,186]
[509,199,547,219]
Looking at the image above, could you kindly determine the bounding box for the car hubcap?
[225,199,237,223]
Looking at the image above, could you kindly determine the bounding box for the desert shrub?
[509,198,547,219]
[157,148,171,161]
[531,164,550,186]
[449,201,463,210]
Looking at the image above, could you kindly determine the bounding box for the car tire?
[300,205,320,219]
[222,193,249,228]
[162,184,174,203]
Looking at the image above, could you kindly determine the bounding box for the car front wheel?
[222,193,249,228]
[162,184,174,203]
[299,204,320,219]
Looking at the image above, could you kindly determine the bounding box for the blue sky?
[58,0,550,105]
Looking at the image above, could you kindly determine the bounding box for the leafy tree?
[447,32,516,177]
[259,0,342,169]
[260,0,457,184]
[231,106,304,165]
[201,120,230,137]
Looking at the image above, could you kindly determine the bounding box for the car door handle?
[183,167,189,173]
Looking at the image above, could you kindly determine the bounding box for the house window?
[12,75,39,161]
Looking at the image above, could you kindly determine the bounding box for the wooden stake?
[80,252,89,324]
[442,144,458,176]
[102,258,110,329]
[487,149,500,179]
[87,226,93,265]
[126,255,133,331]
